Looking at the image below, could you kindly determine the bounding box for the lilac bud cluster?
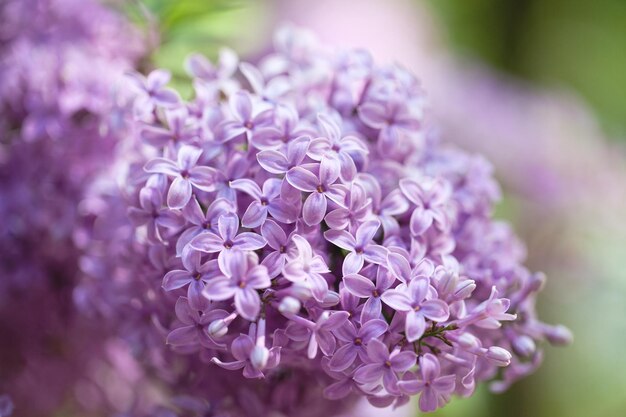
[108,27,570,414]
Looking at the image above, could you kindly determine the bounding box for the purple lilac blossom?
[80,26,570,416]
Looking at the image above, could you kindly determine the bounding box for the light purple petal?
[189,166,217,191]
[343,274,375,298]
[302,192,327,226]
[381,290,412,311]
[405,311,427,342]
[359,319,388,342]
[230,179,263,200]
[167,177,192,209]
[167,326,198,346]
[241,201,268,228]
[189,232,223,253]
[162,270,192,291]
[420,299,450,322]
[390,351,417,372]
[218,213,239,241]
[324,230,357,251]
[203,277,236,301]
[329,344,358,372]
[286,166,319,192]
[144,157,179,176]
[356,220,381,245]
[260,219,287,249]
[235,287,261,320]
[234,232,267,250]
[342,252,364,275]
[257,150,289,174]
[354,363,383,384]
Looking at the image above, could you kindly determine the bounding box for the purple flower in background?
[324,220,388,275]
[219,91,274,142]
[130,69,181,115]
[381,277,449,341]
[189,213,266,271]
[144,145,218,209]
[354,339,416,394]
[202,250,270,321]
[231,178,299,227]
[399,353,456,412]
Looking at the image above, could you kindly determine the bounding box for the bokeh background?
[131,0,626,416]
[1,0,624,416]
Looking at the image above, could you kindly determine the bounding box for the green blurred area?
[426,0,626,139]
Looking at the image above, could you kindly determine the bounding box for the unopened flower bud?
[512,335,536,357]
[251,345,270,370]
[486,346,512,367]
[279,296,301,315]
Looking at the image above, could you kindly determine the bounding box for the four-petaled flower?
[343,269,395,322]
[202,250,270,321]
[189,213,266,272]
[260,220,297,278]
[324,220,388,275]
[231,178,299,227]
[399,177,452,236]
[286,160,346,226]
[307,114,368,182]
[329,319,388,371]
[398,353,456,412]
[144,145,218,209]
[162,248,221,310]
[353,339,417,394]
[381,277,450,341]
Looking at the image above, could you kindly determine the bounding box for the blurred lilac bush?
[72,27,569,416]
[0,0,146,415]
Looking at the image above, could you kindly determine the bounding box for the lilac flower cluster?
[0,0,143,414]
[113,27,570,414]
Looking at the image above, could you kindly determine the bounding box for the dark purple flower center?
[413,305,421,312]
[316,184,326,193]
[180,170,190,179]
[384,360,392,368]
[355,246,364,254]
[372,289,380,297]
[260,197,269,206]
[194,273,202,281]
[224,241,233,249]
[279,245,286,254]
[244,121,254,129]
[354,338,363,346]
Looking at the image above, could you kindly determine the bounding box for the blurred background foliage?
[118,1,626,416]
[426,0,626,139]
